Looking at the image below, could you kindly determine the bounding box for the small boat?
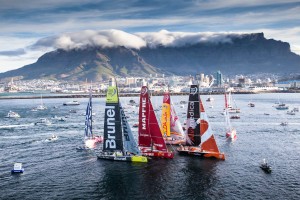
[35,118,51,125]
[36,94,47,110]
[280,122,288,126]
[293,107,299,112]
[11,163,24,173]
[47,134,58,141]
[225,91,237,140]
[275,103,289,110]
[206,97,214,102]
[264,113,270,116]
[260,159,272,173]
[97,80,148,163]
[248,102,255,107]
[31,108,38,112]
[63,100,80,106]
[69,109,77,113]
[5,111,20,118]
[287,110,296,115]
[230,115,240,119]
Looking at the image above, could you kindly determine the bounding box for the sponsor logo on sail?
[105,105,116,149]
[141,87,148,96]
[141,98,147,130]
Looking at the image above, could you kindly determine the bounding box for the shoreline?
[0,90,299,100]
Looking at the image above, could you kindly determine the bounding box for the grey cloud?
[0,48,26,56]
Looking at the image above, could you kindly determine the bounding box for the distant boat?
[226,91,240,113]
[34,118,51,126]
[287,110,296,115]
[230,115,240,119]
[47,134,58,141]
[280,122,288,126]
[248,102,255,107]
[275,103,289,110]
[11,163,24,173]
[177,84,225,160]
[260,159,272,173]
[63,100,80,106]
[5,111,20,118]
[97,80,147,162]
[36,94,47,110]
[224,91,237,140]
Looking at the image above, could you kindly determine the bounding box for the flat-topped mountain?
[1,32,299,81]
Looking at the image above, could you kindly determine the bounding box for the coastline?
[0,89,299,100]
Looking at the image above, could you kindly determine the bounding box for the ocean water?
[0,93,300,200]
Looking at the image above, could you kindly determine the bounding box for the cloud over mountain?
[31,29,245,50]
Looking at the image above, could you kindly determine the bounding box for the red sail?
[149,99,167,151]
[138,86,151,147]
[138,86,167,151]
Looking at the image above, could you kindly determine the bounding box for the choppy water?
[0,93,300,199]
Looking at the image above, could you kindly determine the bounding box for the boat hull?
[97,154,148,163]
[140,147,174,158]
[177,147,225,160]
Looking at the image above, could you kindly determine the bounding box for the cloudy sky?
[0,0,300,73]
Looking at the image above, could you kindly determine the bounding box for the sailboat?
[161,91,185,145]
[36,94,47,110]
[138,86,174,158]
[77,89,103,150]
[177,84,225,160]
[226,91,240,113]
[97,81,147,162]
[224,91,237,140]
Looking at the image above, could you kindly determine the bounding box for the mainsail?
[120,104,140,155]
[138,86,167,151]
[161,91,185,143]
[185,85,201,146]
[103,86,123,152]
[84,91,93,140]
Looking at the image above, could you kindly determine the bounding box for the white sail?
[170,103,185,141]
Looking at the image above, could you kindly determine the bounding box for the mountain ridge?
[1,32,299,81]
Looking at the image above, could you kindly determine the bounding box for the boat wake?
[0,123,34,129]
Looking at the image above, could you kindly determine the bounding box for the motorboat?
[36,104,47,110]
[63,100,80,106]
[34,118,51,125]
[275,103,289,110]
[230,115,240,119]
[260,159,272,173]
[280,122,288,126]
[11,163,24,173]
[5,111,20,118]
[248,102,255,107]
[47,135,58,141]
[287,110,296,115]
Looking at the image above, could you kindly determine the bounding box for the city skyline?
[0,0,300,73]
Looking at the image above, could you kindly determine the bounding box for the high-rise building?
[216,71,223,87]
